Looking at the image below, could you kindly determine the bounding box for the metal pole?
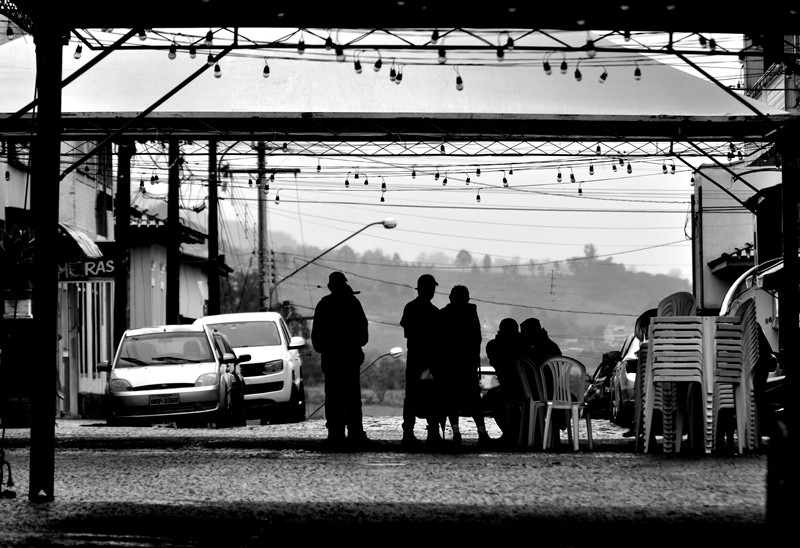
[28,20,62,503]
[113,140,133,346]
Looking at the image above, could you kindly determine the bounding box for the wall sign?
[58,258,115,282]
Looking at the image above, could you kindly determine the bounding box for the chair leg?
[572,406,580,451]
[734,383,746,454]
[566,410,573,447]
[543,406,553,450]
[585,412,593,450]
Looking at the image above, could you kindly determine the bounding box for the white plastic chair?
[539,356,593,451]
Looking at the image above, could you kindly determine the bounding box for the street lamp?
[307,346,404,419]
[269,217,397,308]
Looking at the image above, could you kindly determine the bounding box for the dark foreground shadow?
[4,501,767,548]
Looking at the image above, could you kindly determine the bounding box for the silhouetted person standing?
[439,285,492,447]
[311,271,370,449]
[400,273,443,448]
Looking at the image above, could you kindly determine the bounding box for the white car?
[98,324,247,426]
[194,312,307,423]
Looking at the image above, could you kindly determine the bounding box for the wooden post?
[207,140,219,316]
[113,140,133,346]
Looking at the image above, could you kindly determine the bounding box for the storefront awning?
[58,222,103,261]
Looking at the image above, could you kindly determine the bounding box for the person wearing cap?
[311,271,370,449]
[399,273,445,448]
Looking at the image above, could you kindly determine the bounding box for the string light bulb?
[560,53,568,74]
[542,52,553,75]
[434,168,440,180]
[431,28,439,43]
[634,61,642,80]
[411,166,416,179]
[438,46,447,64]
[353,51,363,73]
[574,58,583,81]
[626,161,632,174]
[578,182,583,195]
[440,143,446,154]
[505,34,515,50]
[395,66,403,84]
[204,30,213,47]
[476,189,481,202]
[274,189,280,205]
[496,46,505,61]
[589,163,594,175]
[316,160,321,173]
[557,168,562,182]
[214,63,221,78]
[138,29,147,41]
[476,167,481,176]
[466,174,471,184]
[354,167,360,179]
[662,160,668,174]
[207,53,214,66]
[585,35,596,58]
[381,177,386,190]
[670,161,676,174]
[442,172,448,186]
[389,61,397,82]
[612,163,617,172]
[380,190,385,203]
[456,74,464,91]
[508,165,513,175]
[4,170,9,181]
[623,29,631,42]
[373,50,383,72]
[6,24,12,39]
[502,171,508,187]
[364,173,369,185]
[325,31,333,50]
[297,34,305,54]
[262,58,270,78]
[168,42,177,60]
[570,168,575,183]
[345,172,350,187]
[335,44,345,62]
[73,44,82,59]
[596,145,601,154]
[189,45,196,58]
[690,174,695,186]
[599,67,608,83]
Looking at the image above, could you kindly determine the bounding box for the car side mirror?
[97,361,111,373]
[288,336,306,350]
[235,353,251,364]
[221,352,239,363]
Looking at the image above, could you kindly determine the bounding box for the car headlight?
[195,373,219,387]
[264,359,284,374]
[109,378,132,393]
[626,372,636,383]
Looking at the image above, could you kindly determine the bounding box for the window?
[208,321,281,348]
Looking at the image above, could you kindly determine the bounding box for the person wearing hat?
[399,273,445,448]
[311,271,370,449]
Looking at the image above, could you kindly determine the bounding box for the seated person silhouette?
[484,318,527,443]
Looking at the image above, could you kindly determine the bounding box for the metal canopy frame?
[1,1,798,527]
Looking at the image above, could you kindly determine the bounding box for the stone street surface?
[0,416,768,547]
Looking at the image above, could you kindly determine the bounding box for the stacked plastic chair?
[508,355,546,450]
[643,316,709,454]
[540,356,593,451]
[632,308,657,453]
[712,298,760,453]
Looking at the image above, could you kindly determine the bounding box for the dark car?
[583,349,622,420]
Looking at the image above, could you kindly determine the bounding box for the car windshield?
[116,333,213,367]
[206,321,281,348]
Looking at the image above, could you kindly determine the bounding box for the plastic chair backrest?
[539,356,587,406]
[733,298,759,375]
[635,308,658,342]
[657,291,697,317]
[517,354,544,401]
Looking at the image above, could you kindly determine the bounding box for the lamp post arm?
[272,221,380,290]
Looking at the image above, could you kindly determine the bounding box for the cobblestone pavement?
[0,417,770,547]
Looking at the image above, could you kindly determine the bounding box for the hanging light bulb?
[262,58,270,78]
[560,53,568,74]
[619,157,625,165]
[508,165,513,175]
[214,63,222,78]
[438,47,447,64]
[204,30,213,47]
[270,173,275,181]
[325,32,333,50]
[335,44,345,62]
[431,28,439,43]
[599,67,608,83]
[570,168,575,183]
[374,50,383,72]
[411,166,416,179]
[281,142,288,153]
[168,42,177,60]
[345,171,350,187]
[354,168,360,180]
[476,167,481,176]
[380,190,386,203]
[138,29,147,41]
[434,168,440,180]
[589,163,594,175]
[670,162,676,174]
[612,163,617,172]
[316,160,321,173]
[297,35,305,54]
[476,189,481,202]
[543,52,553,75]
[574,58,583,81]
[623,29,631,42]
[354,51,362,73]
[381,177,386,190]
[596,145,601,154]
[139,178,145,189]
[456,74,464,91]
[73,44,82,59]
[389,62,396,82]
[578,182,583,196]
[440,143,445,154]
[662,161,668,174]
[709,37,717,51]
[698,34,707,48]
[634,62,642,81]
[506,35,515,50]
[557,168,562,182]
[466,174,471,184]
[690,174,695,186]
[395,66,403,84]
[502,171,508,187]
[626,161,632,174]
[496,46,505,61]
[274,190,280,205]
[738,150,744,160]
[442,172,448,186]
[207,53,214,66]
[249,178,254,187]
[364,174,369,185]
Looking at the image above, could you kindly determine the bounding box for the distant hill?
[220,231,691,369]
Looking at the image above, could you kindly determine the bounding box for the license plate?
[149,394,179,406]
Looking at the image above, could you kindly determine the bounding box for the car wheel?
[610,384,623,425]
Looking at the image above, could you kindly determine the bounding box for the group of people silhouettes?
[311,271,562,451]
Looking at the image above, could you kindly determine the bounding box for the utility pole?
[166,139,180,324]
[256,141,268,311]
[207,140,219,315]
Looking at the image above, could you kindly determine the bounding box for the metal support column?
[28,21,63,503]
[256,141,268,312]
[166,139,180,324]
